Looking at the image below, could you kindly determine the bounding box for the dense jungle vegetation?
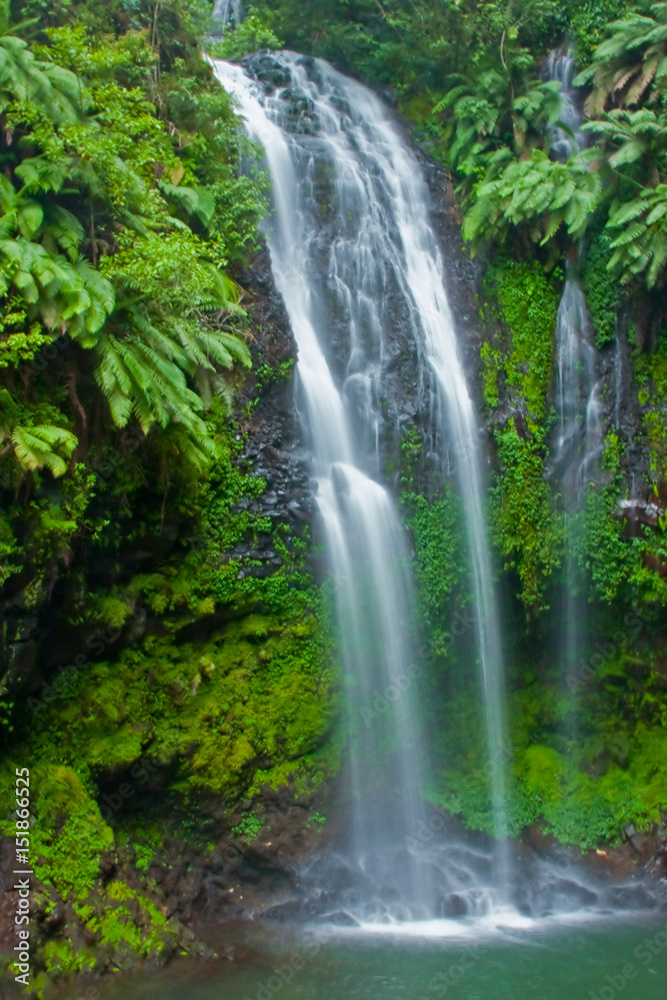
[243,0,667,846]
[1,0,667,993]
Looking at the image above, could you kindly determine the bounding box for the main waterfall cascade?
[211,52,633,924]
[213,54,438,917]
[214,52,511,918]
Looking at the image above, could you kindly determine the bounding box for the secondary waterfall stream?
[213,52,509,917]
[546,48,585,160]
[553,275,603,504]
[552,273,603,694]
[212,0,242,32]
[548,50,603,693]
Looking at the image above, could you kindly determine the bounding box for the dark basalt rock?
[236,55,480,503]
[532,878,599,916]
[241,52,292,93]
[441,893,469,917]
[231,241,316,570]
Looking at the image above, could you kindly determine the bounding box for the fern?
[463,149,605,251]
[607,184,667,287]
[575,3,667,114]
[11,424,77,477]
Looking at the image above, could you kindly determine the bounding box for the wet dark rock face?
[232,242,316,563]
[240,51,489,503]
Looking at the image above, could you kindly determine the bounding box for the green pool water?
[97,914,667,1000]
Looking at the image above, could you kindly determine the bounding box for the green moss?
[635,346,667,488]
[432,722,665,849]
[581,231,621,348]
[431,619,667,849]
[41,938,96,977]
[0,764,114,901]
[0,401,335,987]
[480,341,501,408]
[399,425,424,489]
[583,492,630,605]
[65,881,174,962]
[401,489,470,667]
[492,262,558,421]
[481,262,562,610]
[492,421,563,611]
[27,612,332,804]
[517,744,567,803]
[581,430,667,609]
[132,842,155,873]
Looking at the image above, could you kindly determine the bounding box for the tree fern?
[575,3,667,114]
[607,183,667,286]
[433,50,569,188]
[584,107,667,185]
[463,149,605,251]
[10,424,77,477]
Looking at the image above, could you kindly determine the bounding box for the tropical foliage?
[3,4,667,992]
[0,1,267,603]
[438,1,667,295]
[605,182,667,286]
[462,148,604,252]
[574,1,667,114]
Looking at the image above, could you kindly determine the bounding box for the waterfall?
[553,274,603,703]
[547,48,585,159]
[548,50,603,687]
[212,0,242,33]
[213,52,509,913]
[553,276,603,502]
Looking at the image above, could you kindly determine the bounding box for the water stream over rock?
[548,50,604,706]
[213,51,510,917]
[553,274,604,504]
[209,51,665,929]
[546,48,586,159]
[553,272,604,705]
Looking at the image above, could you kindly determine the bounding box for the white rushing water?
[547,51,603,686]
[212,0,242,33]
[552,273,603,690]
[553,275,603,503]
[547,49,585,159]
[213,53,509,910]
